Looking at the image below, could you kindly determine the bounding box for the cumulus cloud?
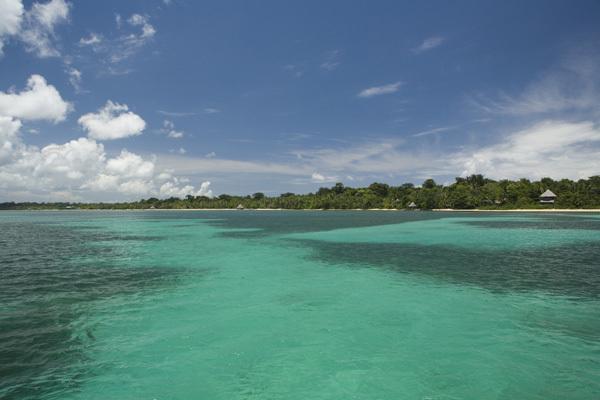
[0,134,213,200]
[311,172,338,183]
[78,100,146,140]
[357,81,403,98]
[159,179,213,198]
[0,74,209,201]
[0,0,24,56]
[18,0,70,58]
[32,137,106,181]
[105,150,154,179]
[0,116,21,164]
[413,36,445,54]
[0,74,71,122]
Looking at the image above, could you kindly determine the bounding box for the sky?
[1,0,600,201]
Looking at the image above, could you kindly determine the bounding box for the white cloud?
[118,118,600,194]
[413,36,445,54]
[0,0,24,56]
[79,32,102,46]
[205,151,216,158]
[117,179,152,195]
[0,116,21,142]
[105,149,154,179]
[159,179,213,198]
[196,181,212,197]
[33,137,106,181]
[128,14,155,39]
[78,100,146,140]
[0,74,71,122]
[203,108,220,114]
[0,74,208,201]
[0,134,212,200]
[66,67,82,92]
[18,0,69,58]
[472,48,600,116]
[0,116,21,165]
[108,13,155,64]
[455,120,600,180]
[79,13,156,67]
[162,119,183,139]
[311,172,338,183]
[357,81,403,98]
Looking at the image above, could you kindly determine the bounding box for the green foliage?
[2,175,600,210]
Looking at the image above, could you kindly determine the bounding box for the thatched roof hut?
[236,204,245,210]
[539,189,557,204]
[407,201,417,209]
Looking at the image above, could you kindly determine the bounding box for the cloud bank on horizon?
[0,0,599,201]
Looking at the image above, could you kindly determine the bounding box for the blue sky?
[1,0,600,201]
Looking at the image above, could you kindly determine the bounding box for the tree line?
[1,175,600,210]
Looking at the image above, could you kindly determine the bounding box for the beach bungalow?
[407,201,418,210]
[236,204,245,210]
[539,189,557,204]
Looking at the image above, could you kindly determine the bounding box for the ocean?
[1,210,599,399]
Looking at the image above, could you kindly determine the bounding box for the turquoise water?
[1,211,600,399]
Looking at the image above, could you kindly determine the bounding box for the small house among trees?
[539,189,557,204]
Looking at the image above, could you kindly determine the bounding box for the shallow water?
[1,211,599,399]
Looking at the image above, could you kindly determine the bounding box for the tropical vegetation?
[1,175,600,210]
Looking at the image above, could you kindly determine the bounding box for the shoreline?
[2,208,600,213]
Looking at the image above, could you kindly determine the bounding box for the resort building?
[236,204,245,210]
[408,201,418,209]
[539,189,557,204]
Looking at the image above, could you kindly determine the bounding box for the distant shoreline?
[2,208,600,213]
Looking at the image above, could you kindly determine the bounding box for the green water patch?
[202,210,448,235]
[287,216,600,250]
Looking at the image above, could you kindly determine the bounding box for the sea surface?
[1,210,600,399]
